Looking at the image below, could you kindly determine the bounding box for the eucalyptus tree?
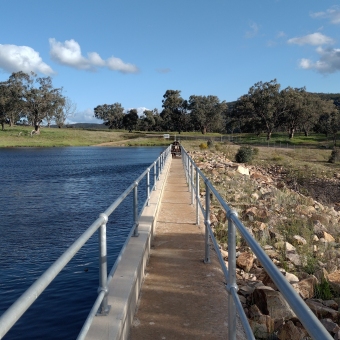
[152,108,164,131]
[24,73,65,133]
[0,81,9,130]
[315,101,340,145]
[280,87,308,139]
[139,109,156,131]
[123,109,139,132]
[238,79,286,140]
[55,97,77,128]
[0,72,29,129]
[161,90,188,133]
[6,72,30,127]
[94,102,124,129]
[188,95,227,134]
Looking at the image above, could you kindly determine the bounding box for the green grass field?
[229,132,337,148]
[0,126,226,147]
[0,126,339,150]
[0,126,167,147]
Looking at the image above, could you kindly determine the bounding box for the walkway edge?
[85,155,172,340]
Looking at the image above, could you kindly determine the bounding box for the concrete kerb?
[85,155,172,340]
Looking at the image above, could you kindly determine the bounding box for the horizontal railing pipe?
[0,215,105,339]
[230,288,255,340]
[0,146,171,340]
[206,225,229,279]
[77,290,106,340]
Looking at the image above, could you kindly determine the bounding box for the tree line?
[0,72,76,132]
[229,79,340,142]
[94,90,228,134]
[1,72,339,141]
[95,82,340,141]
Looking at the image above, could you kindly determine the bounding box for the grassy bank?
[0,126,226,147]
[181,139,340,209]
[0,126,123,147]
[182,139,339,179]
[0,126,171,147]
[226,132,338,149]
[1,126,338,150]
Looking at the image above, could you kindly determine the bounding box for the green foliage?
[188,95,227,134]
[94,102,124,129]
[207,138,214,148]
[329,148,340,163]
[235,146,254,163]
[303,254,318,275]
[161,90,187,133]
[123,109,139,132]
[215,143,222,151]
[213,222,228,244]
[315,278,333,300]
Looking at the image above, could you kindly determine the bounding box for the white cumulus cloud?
[67,108,100,124]
[311,6,340,25]
[0,44,54,75]
[49,38,139,74]
[299,47,340,74]
[287,32,335,46]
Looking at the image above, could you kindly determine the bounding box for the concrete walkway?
[129,158,245,340]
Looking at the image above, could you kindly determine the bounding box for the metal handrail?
[0,146,171,340]
[181,146,332,340]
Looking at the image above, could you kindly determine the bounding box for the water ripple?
[0,146,164,339]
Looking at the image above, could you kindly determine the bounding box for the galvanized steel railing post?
[182,152,186,179]
[227,210,238,340]
[204,182,211,263]
[185,153,189,185]
[157,158,160,180]
[187,155,190,183]
[196,167,200,225]
[97,213,110,316]
[187,155,190,187]
[0,148,172,340]
[146,168,150,206]
[190,160,194,205]
[133,182,139,237]
[174,146,333,340]
[153,162,157,191]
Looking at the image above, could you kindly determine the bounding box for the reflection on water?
[0,146,164,339]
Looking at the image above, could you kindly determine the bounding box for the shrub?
[199,142,208,150]
[315,278,333,300]
[207,138,214,148]
[235,146,254,163]
[215,143,222,151]
[303,254,318,275]
[329,148,340,163]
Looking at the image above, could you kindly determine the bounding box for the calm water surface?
[0,146,165,339]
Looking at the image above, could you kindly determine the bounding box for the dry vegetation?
[182,139,340,277]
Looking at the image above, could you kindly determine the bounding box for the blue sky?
[0,0,339,123]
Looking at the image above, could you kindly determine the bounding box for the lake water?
[0,146,165,339]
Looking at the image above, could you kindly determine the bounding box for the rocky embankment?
[189,150,340,340]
